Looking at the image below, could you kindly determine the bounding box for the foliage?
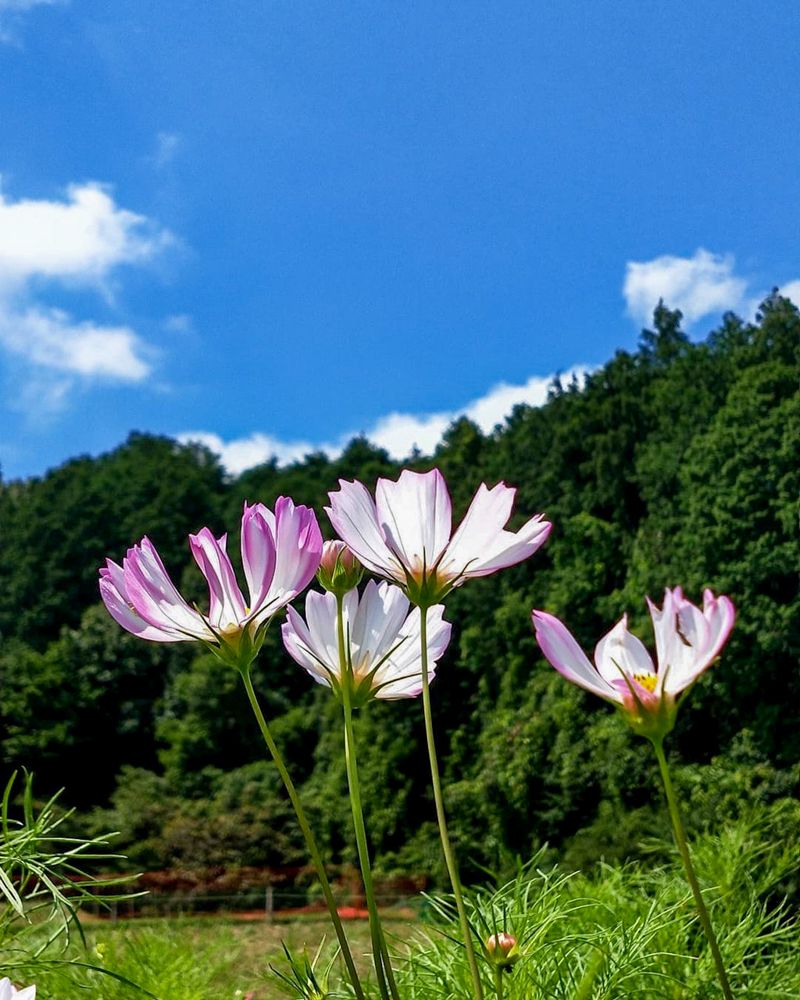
[0,297,798,876]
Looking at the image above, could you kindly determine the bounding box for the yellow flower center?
[633,673,657,692]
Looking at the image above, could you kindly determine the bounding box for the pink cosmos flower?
[532,587,735,737]
[326,469,551,605]
[282,579,451,705]
[0,979,35,1000]
[100,498,322,662]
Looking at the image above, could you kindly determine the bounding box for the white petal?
[325,479,404,581]
[350,581,410,673]
[441,483,551,581]
[594,615,655,687]
[375,469,452,577]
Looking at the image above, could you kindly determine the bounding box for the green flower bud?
[316,541,363,596]
[484,932,520,969]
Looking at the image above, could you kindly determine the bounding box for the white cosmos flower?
[325,469,551,605]
[282,580,452,705]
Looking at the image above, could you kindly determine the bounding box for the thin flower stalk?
[239,665,366,1000]
[419,606,485,1000]
[653,737,734,1000]
[336,594,400,1000]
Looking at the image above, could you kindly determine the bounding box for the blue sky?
[1,0,798,479]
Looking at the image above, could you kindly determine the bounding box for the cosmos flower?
[282,579,451,706]
[532,587,735,738]
[100,498,322,665]
[326,468,551,605]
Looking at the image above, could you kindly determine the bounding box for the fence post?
[265,884,274,923]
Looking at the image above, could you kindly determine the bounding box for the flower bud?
[484,932,520,969]
[316,541,363,596]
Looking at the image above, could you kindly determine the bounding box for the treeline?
[0,296,798,881]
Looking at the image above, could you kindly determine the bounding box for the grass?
[7,801,800,999]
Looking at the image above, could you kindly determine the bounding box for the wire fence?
[84,886,424,922]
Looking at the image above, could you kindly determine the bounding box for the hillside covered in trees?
[1,296,798,881]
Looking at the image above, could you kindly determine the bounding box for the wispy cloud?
[179,366,589,475]
[623,248,800,329]
[0,179,171,408]
[0,0,62,44]
[150,131,182,170]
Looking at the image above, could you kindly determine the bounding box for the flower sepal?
[616,688,678,742]
[400,557,456,609]
[202,616,272,673]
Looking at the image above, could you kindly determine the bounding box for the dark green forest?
[1,296,798,882]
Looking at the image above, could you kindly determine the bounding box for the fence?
[84,883,424,922]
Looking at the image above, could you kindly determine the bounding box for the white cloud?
[0,305,151,380]
[178,431,320,475]
[179,366,589,475]
[778,279,800,308]
[0,181,166,289]
[0,180,171,401]
[624,249,749,327]
[624,249,800,329]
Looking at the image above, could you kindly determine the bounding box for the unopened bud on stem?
[317,541,363,596]
[485,932,520,969]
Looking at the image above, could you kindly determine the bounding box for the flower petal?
[282,599,335,689]
[350,580,410,674]
[647,587,734,694]
[374,601,451,699]
[325,479,403,581]
[241,502,277,610]
[375,469,452,577]
[594,614,655,687]
[442,482,551,581]
[253,498,323,618]
[99,561,183,642]
[122,538,211,640]
[532,610,620,702]
[190,528,248,629]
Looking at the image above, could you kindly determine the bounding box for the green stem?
[419,607,485,1000]
[239,666,365,1000]
[652,738,734,1000]
[493,967,504,1000]
[336,595,400,1000]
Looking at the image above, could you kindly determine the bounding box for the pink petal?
[189,528,248,629]
[241,502,277,610]
[122,538,211,639]
[532,610,620,702]
[99,562,183,642]
[253,498,323,619]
